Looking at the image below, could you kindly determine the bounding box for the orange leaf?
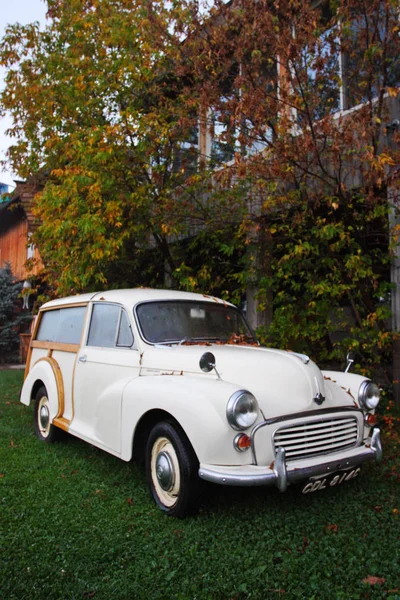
[362,576,385,585]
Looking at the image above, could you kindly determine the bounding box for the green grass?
[1,370,399,600]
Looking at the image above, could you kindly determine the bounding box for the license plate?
[301,467,361,494]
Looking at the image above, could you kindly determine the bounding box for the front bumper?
[198,428,382,491]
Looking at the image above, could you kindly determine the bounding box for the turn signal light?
[365,413,378,427]
[233,433,251,452]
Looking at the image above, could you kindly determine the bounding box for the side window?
[36,310,59,342]
[87,304,120,348]
[87,303,134,348]
[117,310,134,347]
[36,307,86,344]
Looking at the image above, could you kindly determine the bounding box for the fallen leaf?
[362,576,385,585]
[173,529,183,537]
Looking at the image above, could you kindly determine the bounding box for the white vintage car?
[21,288,382,516]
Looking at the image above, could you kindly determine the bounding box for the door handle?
[78,355,87,363]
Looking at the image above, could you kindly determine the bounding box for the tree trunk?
[389,182,400,407]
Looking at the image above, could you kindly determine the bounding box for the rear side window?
[36,306,86,344]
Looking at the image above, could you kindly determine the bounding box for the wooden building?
[0,181,42,281]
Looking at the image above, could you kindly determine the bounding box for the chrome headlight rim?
[226,389,259,431]
[358,380,380,411]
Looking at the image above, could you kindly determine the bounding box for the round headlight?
[358,381,380,411]
[227,390,259,431]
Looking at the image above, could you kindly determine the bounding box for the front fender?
[120,374,259,465]
[20,358,61,422]
[322,370,369,407]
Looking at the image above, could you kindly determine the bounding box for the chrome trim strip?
[250,407,363,465]
[199,431,382,488]
[274,447,287,492]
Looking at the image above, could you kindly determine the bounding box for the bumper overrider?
[199,428,382,491]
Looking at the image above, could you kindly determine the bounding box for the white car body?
[21,288,382,516]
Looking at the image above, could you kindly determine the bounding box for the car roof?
[40,288,236,310]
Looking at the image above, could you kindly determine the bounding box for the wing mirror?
[345,351,356,373]
[199,352,221,379]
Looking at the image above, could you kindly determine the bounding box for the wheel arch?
[132,409,196,465]
[20,359,61,422]
[31,379,46,403]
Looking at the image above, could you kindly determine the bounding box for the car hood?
[140,344,352,417]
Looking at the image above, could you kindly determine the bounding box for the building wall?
[0,218,41,281]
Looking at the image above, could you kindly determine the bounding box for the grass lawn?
[1,370,399,600]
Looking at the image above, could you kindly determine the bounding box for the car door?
[72,302,140,453]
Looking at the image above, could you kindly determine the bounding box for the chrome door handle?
[78,355,87,363]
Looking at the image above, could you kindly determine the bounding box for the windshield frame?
[133,299,258,347]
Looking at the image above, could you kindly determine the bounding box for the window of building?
[344,8,400,109]
[173,122,200,176]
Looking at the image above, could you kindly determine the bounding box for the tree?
[1,0,399,392]
[0,0,205,293]
[0,264,29,363]
[180,0,400,383]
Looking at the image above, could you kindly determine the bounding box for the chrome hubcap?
[151,436,180,508]
[156,451,174,491]
[37,396,50,437]
[39,404,49,430]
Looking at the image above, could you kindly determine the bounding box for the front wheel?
[33,385,60,443]
[145,421,200,518]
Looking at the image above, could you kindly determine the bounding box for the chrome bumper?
[198,428,382,490]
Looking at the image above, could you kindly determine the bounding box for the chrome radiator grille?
[273,416,359,461]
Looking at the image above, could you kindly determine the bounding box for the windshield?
[135,300,257,345]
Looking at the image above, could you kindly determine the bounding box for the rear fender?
[20,358,62,422]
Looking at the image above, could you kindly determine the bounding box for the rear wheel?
[33,385,60,443]
[145,421,200,517]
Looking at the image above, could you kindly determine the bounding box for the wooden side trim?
[34,356,66,425]
[53,417,71,432]
[40,302,89,311]
[25,314,41,380]
[31,341,80,353]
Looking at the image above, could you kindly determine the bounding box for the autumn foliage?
[1,0,400,384]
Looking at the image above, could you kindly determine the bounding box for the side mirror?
[345,351,356,373]
[199,352,216,373]
[199,351,221,380]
